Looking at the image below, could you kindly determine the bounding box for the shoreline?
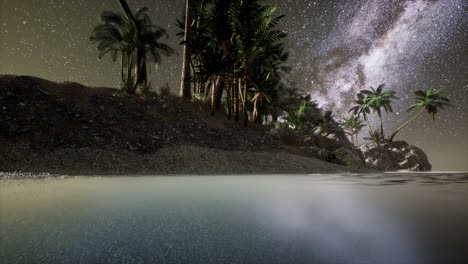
[1,145,362,177]
[1,75,367,177]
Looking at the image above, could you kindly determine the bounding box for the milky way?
[287,0,465,113]
[0,0,467,170]
[274,0,467,170]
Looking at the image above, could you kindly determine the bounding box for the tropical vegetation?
[176,0,291,126]
[90,0,174,94]
[388,88,452,141]
[348,86,451,144]
[89,0,453,150]
[342,115,365,146]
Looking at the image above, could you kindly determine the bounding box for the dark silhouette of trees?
[91,0,174,94]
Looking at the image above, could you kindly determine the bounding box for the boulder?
[360,141,431,171]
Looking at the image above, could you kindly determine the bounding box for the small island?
[0,0,454,176]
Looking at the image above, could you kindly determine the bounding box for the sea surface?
[1,173,467,264]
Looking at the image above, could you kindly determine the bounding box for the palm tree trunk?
[349,131,355,145]
[180,0,192,98]
[252,95,258,124]
[141,59,147,86]
[126,51,134,93]
[242,56,249,127]
[226,75,232,120]
[378,111,384,137]
[210,77,216,116]
[214,77,224,110]
[364,115,374,134]
[233,75,239,122]
[118,0,137,93]
[120,51,125,84]
[190,61,196,95]
[131,47,143,93]
[119,0,136,22]
[205,81,210,97]
[389,107,426,142]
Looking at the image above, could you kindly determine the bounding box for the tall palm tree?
[118,0,174,94]
[92,1,173,94]
[389,88,452,142]
[90,11,133,88]
[133,8,174,93]
[210,0,236,115]
[361,84,398,137]
[180,0,193,98]
[229,0,286,126]
[117,0,137,92]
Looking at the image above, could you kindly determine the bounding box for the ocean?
[1,173,467,264]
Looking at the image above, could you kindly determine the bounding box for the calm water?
[1,173,467,264]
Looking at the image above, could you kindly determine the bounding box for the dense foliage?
[176,0,320,127]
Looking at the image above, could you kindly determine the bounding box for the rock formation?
[360,141,431,171]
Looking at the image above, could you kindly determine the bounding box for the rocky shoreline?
[1,75,367,176]
[0,75,434,175]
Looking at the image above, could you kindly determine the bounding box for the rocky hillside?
[0,75,365,175]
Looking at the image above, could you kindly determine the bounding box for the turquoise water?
[1,173,467,264]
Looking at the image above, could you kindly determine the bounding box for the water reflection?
[1,174,467,264]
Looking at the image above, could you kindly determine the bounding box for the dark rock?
[360,141,431,171]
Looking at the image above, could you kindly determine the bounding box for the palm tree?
[176,1,211,97]
[249,41,290,124]
[132,8,174,93]
[229,0,286,126]
[196,45,230,115]
[388,88,452,141]
[360,84,398,137]
[117,0,174,94]
[209,0,234,113]
[342,115,365,145]
[92,1,173,94]
[349,92,374,133]
[251,73,272,123]
[90,11,133,88]
[180,0,193,98]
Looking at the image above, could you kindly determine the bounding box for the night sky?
[1,0,467,170]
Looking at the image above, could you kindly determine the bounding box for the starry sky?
[0,0,467,170]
